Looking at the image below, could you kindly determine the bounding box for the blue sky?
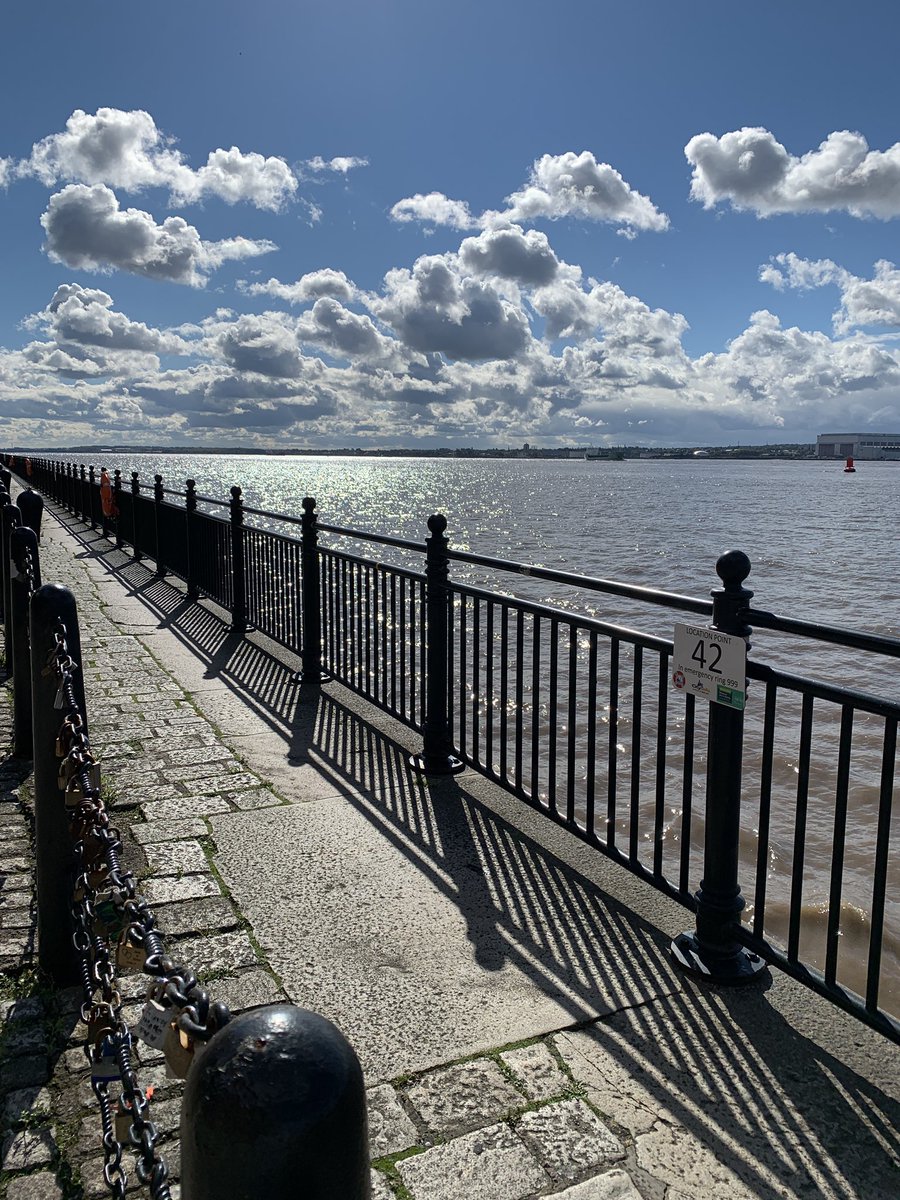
[2,1,900,447]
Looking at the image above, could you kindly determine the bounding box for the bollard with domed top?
[2,500,21,659]
[31,584,85,985]
[671,550,767,985]
[10,526,40,756]
[16,486,44,539]
[180,1004,371,1200]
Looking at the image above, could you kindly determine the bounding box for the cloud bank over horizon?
[2,108,900,448]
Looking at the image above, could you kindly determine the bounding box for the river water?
[60,452,899,1014]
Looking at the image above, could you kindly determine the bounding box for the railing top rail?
[447,547,713,616]
[746,606,900,658]
[317,521,424,554]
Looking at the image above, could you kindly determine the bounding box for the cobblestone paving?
[0,502,661,1200]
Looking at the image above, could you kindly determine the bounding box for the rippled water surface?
[65,452,899,1012]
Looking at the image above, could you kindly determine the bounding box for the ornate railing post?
[65,462,73,512]
[671,550,766,984]
[154,473,165,576]
[113,470,124,548]
[300,496,326,682]
[230,486,246,632]
[88,466,97,529]
[78,464,87,521]
[180,1004,370,1200]
[10,526,40,756]
[130,472,141,559]
[413,513,463,774]
[185,479,198,599]
[30,583,84,985]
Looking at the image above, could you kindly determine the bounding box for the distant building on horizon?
[817,432,900,460]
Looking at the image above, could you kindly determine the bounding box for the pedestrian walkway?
[1,493,898,1199]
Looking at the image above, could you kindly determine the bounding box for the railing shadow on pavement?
[53,510,900,1200]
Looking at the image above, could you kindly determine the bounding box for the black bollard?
[16,487,44,539]
[10,527,40,756]
[30,584,85,985]
[180,1004,371,1200]
[2,502,21,660]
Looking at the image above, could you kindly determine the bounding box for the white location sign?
[671,623,747,710]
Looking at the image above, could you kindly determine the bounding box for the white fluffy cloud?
[761,251,900,333]
[41,185,276,286]
[459,225,562,286]
[501,151,669,231]
[373,254,533,361]
[391,152,668,236]
[42,283,188,354]
[390,192,478,230]
[239,268,357,305]
[686,128,900,219]
[303,155,369,174]
[19,108,298,210]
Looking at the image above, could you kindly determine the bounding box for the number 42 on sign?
[671,623,747,711]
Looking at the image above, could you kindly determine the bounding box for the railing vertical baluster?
[586,630,597,836]
[654,653,669,878]
[671,550,766,984]
[825,706,854,985]
[514,610,524,792]
[413,513,462,774]
[230,486,246,632]
[78,465,87,521]
[300,497,325,682]
[566,623,577,823]
[530,617,541,802]
[752,684,778,935]
[113,470,124,549]
[629,646,643,861]
[607,638,619,848]
[499,604,509,782]
[88,465,97,529]
[866,718,896,1012]
[679,693,696,897]
[130,472,141,559]
[153,474,165,575]
[10,526,40,756]
[185,479,197,597]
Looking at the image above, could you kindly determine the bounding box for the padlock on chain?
[114,1097,135,1145]
[115,932,147,973]
[55,713,84,757]
[134,996,170,1050]
[92,888,128,939]
[162,1019,202,1079]
[91,1031,130,1083]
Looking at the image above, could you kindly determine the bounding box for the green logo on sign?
[716,685,745,711]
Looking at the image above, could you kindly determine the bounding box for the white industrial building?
[817,433,900,460]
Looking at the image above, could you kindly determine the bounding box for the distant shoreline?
[6,443,827,461]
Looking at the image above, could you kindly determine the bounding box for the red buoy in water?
[844,456,856,473]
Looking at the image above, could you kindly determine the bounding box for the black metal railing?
[12,454,900,1044]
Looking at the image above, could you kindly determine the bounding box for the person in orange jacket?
[99,468,118,518]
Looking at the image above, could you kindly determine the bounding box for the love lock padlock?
[163,1019,197,1079]
[135,996,170,1050]
[91,1031,129,1083]
[115,1097,135,1146]
[58,750,86,791]
[92,888,128,939]
[55,713,84,757]
[115,932,147,973]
